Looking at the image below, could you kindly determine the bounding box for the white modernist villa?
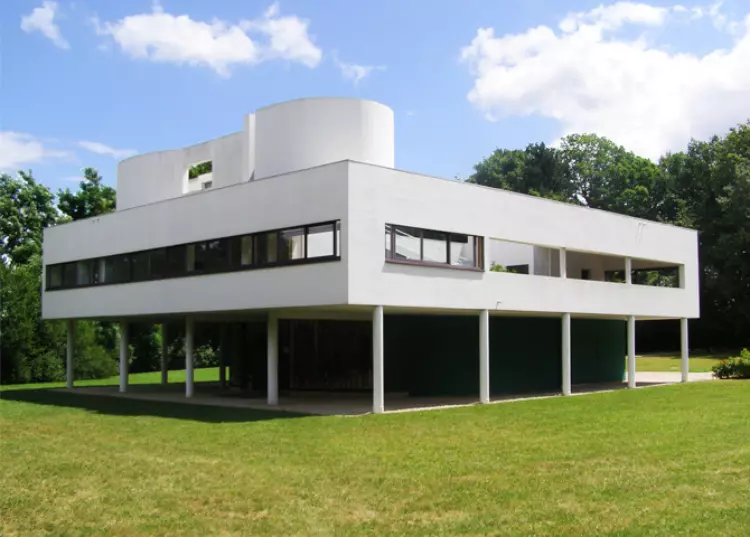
[42,98,700,413]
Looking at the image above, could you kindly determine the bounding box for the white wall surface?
[488,240,535,271]
[254,98,394,179]
[43,162,349,319]
[346,162,700,319]
[117,132,246,211]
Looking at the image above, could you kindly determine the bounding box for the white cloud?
[460,2,750,160]
[333,54,385,84]
[559,2,668,32]
[241,3,321,67]
[93,2,321,76]
[0,132,69,170]
[21,1,69,49]
[78,141,137,160]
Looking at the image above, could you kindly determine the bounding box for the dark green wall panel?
[489,317,561,395]
[384,315,626,397]
[571,319,626,384]
[384,316,478,396]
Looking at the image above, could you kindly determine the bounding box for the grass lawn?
[0,367,220,391]
[1,381,749,536]
[636,351,734,373]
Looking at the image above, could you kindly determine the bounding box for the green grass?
[636,351,734,373]
[0,367,220,391]
[1,381,749,536]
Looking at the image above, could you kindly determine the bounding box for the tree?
[558,134,669,220]
[0,171,57,266]
[0,168,122,385]
[469,143,574,202]
[57,168,116,220]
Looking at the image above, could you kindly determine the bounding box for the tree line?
[469,124,750,351]
[2,122,748,384]
[0,169,219,384]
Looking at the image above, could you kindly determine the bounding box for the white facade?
[42,97,699,322]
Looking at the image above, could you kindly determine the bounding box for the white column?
[625,257,633,284]
[185,317,194,398]
[562,312,571,396]
[160,323,168,386]
[680,318,689,383]
[267,312,278,405]
[372,305,385,414]
[119,321,129,393]
[627,315,636,388]
[66,319,75,389]
[559,248,567,279]
[219,324,228,390]
[479,309,490,404]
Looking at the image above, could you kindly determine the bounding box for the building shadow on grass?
[0,388,308,423]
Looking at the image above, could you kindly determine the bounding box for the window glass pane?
[450,234,476,267]
[166,246,186,277]
[279,228,305,261]
[75,261,91,286]
[112,255,131,283]
[131,251,150,281]
[205,239,228,272]
[422,229,447,263]
[47,265,63,288]
[63,263,77,287]
[394,226,421,261]
[385,225,393,258]
[256,232,277,264]
[101,257,114,284]
[150,249,166,279]
[187,243,209,272]
[308,224,334,258]
[506,264,530,274]
[240,236,253,266]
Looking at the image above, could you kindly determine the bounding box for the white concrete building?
[43,98,699,412]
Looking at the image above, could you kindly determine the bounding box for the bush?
[167,336,218,369]
[712,349,750,379]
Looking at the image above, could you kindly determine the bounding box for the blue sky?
[2,0,749,194]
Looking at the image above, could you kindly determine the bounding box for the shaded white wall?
[43,162,349,319]
[346,162,700,319]
[117,131,247,211]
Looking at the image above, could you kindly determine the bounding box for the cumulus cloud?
[92,2,321,76]
[0,132,69,170]
[78,141,137,159]
[460,1,750,159]
[241,3,322,67]
[332,54,385,84]
[20,1,69,49]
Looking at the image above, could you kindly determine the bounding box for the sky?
[2,0,750,193]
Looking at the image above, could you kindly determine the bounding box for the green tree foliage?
[1,168,120,384]
[188,161,212,179]
[57,168,116,220]
[0,171,57,265]
[469,124,750,349]
[470,143,573,202]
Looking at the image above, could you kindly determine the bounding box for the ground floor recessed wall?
[225,315,626,397]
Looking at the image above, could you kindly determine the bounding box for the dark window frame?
[44,220,341,291]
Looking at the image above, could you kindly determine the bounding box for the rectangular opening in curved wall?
[186,160,213,192]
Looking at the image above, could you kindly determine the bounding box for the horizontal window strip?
[385,223,483,270]
[45,220,341,291]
